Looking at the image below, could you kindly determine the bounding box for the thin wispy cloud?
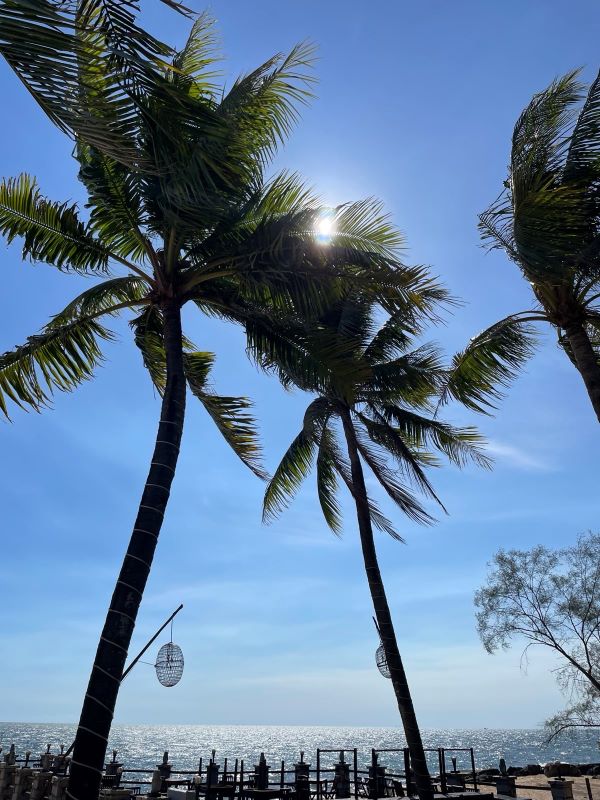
[485,440,555,472]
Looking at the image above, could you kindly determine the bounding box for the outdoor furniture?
[101,774,119,790]
[193,780,239,800]
[445,773,467,791]
[168,788,197,800]
[241,787,296,800]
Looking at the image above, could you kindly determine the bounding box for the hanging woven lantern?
[155,642,184,687]
[375,643,391,679]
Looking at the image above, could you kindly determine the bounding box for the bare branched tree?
[475,532,600,740]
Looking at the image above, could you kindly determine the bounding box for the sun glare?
[316,212,336,245]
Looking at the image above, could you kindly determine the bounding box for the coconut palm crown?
[0,7,445,798]
[443,68,600,421]
[260,292,490,800]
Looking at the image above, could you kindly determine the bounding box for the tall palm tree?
[443,69,600,420]
[0,9,424,798]
[261,293,489,800]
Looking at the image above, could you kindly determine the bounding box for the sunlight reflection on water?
[1,724,598,772]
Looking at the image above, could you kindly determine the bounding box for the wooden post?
[371,750,377,800]
[438,750,446,795]
[585,778,593,800]
[317,750,321,800]
[353,750,358,800]
[470,748,477,791]
[281,761,285,788]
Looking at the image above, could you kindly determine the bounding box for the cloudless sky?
[1,1,600,730]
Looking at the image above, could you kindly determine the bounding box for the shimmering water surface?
[1,725,598,772]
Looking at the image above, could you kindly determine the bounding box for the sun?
[315,212,336,244]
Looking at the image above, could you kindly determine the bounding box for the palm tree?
[0,9,424,798]
[261,292,489,800]
[443,69,600,420]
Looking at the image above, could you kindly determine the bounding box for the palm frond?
[480,70,596,276]
[184,351,265,478]
[51,276,149,327]
[263,396,330,521]
[263,427,316,522]
[0,0,173,168]
[564,69,600,183]
[254,171,321,217]
[77,146,154,263]
[357,410,445,509]
[130,306,167,393]
[478,189,520,262]
[218,41,316,168]
[0,317,113,417]
[367,501,404,541]
[328,437,404,541]
[511,69,582,200]
[353,427,435,525]
[513,181,599,278]
[0,174,113,273]
[333,198,405,261]
[377,405,492,470]
[363,312,414,363]
[439,315,539,413]
[365,343,444,408]
[170,12,221,99]
[316,424,342,535]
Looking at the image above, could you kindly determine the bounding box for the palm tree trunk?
[564,322,600,423]
[66,300,186,800]
[340,408,433,800]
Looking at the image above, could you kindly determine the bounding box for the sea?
[0,725,598,774]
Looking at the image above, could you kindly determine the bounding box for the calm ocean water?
[0,725,598,773]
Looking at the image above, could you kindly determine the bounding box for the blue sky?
[1,1,599,729]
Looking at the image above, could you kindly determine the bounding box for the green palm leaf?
[184,351,265,478]
[353,426,435,525]
[218,41,316,168]
[511,69,582,199]
[77,146,153,263]
[565,69,600,182]
[363,312,414,362]
[377,405,491,470]
[263,397,331,522]
[52,277,149,327]
[367,344,444,407]
[0,0,170,168]
[357,410,444,508]
[0,174,113,273]
[333,198,405,261]
[313,422,402,540]
[440,315,539,413]
[130,307,168,394]
[0,317,113,417]
[170,12,221,99]
[316,424,342,534]
[480,68,600,284]
[263,428,315,522]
